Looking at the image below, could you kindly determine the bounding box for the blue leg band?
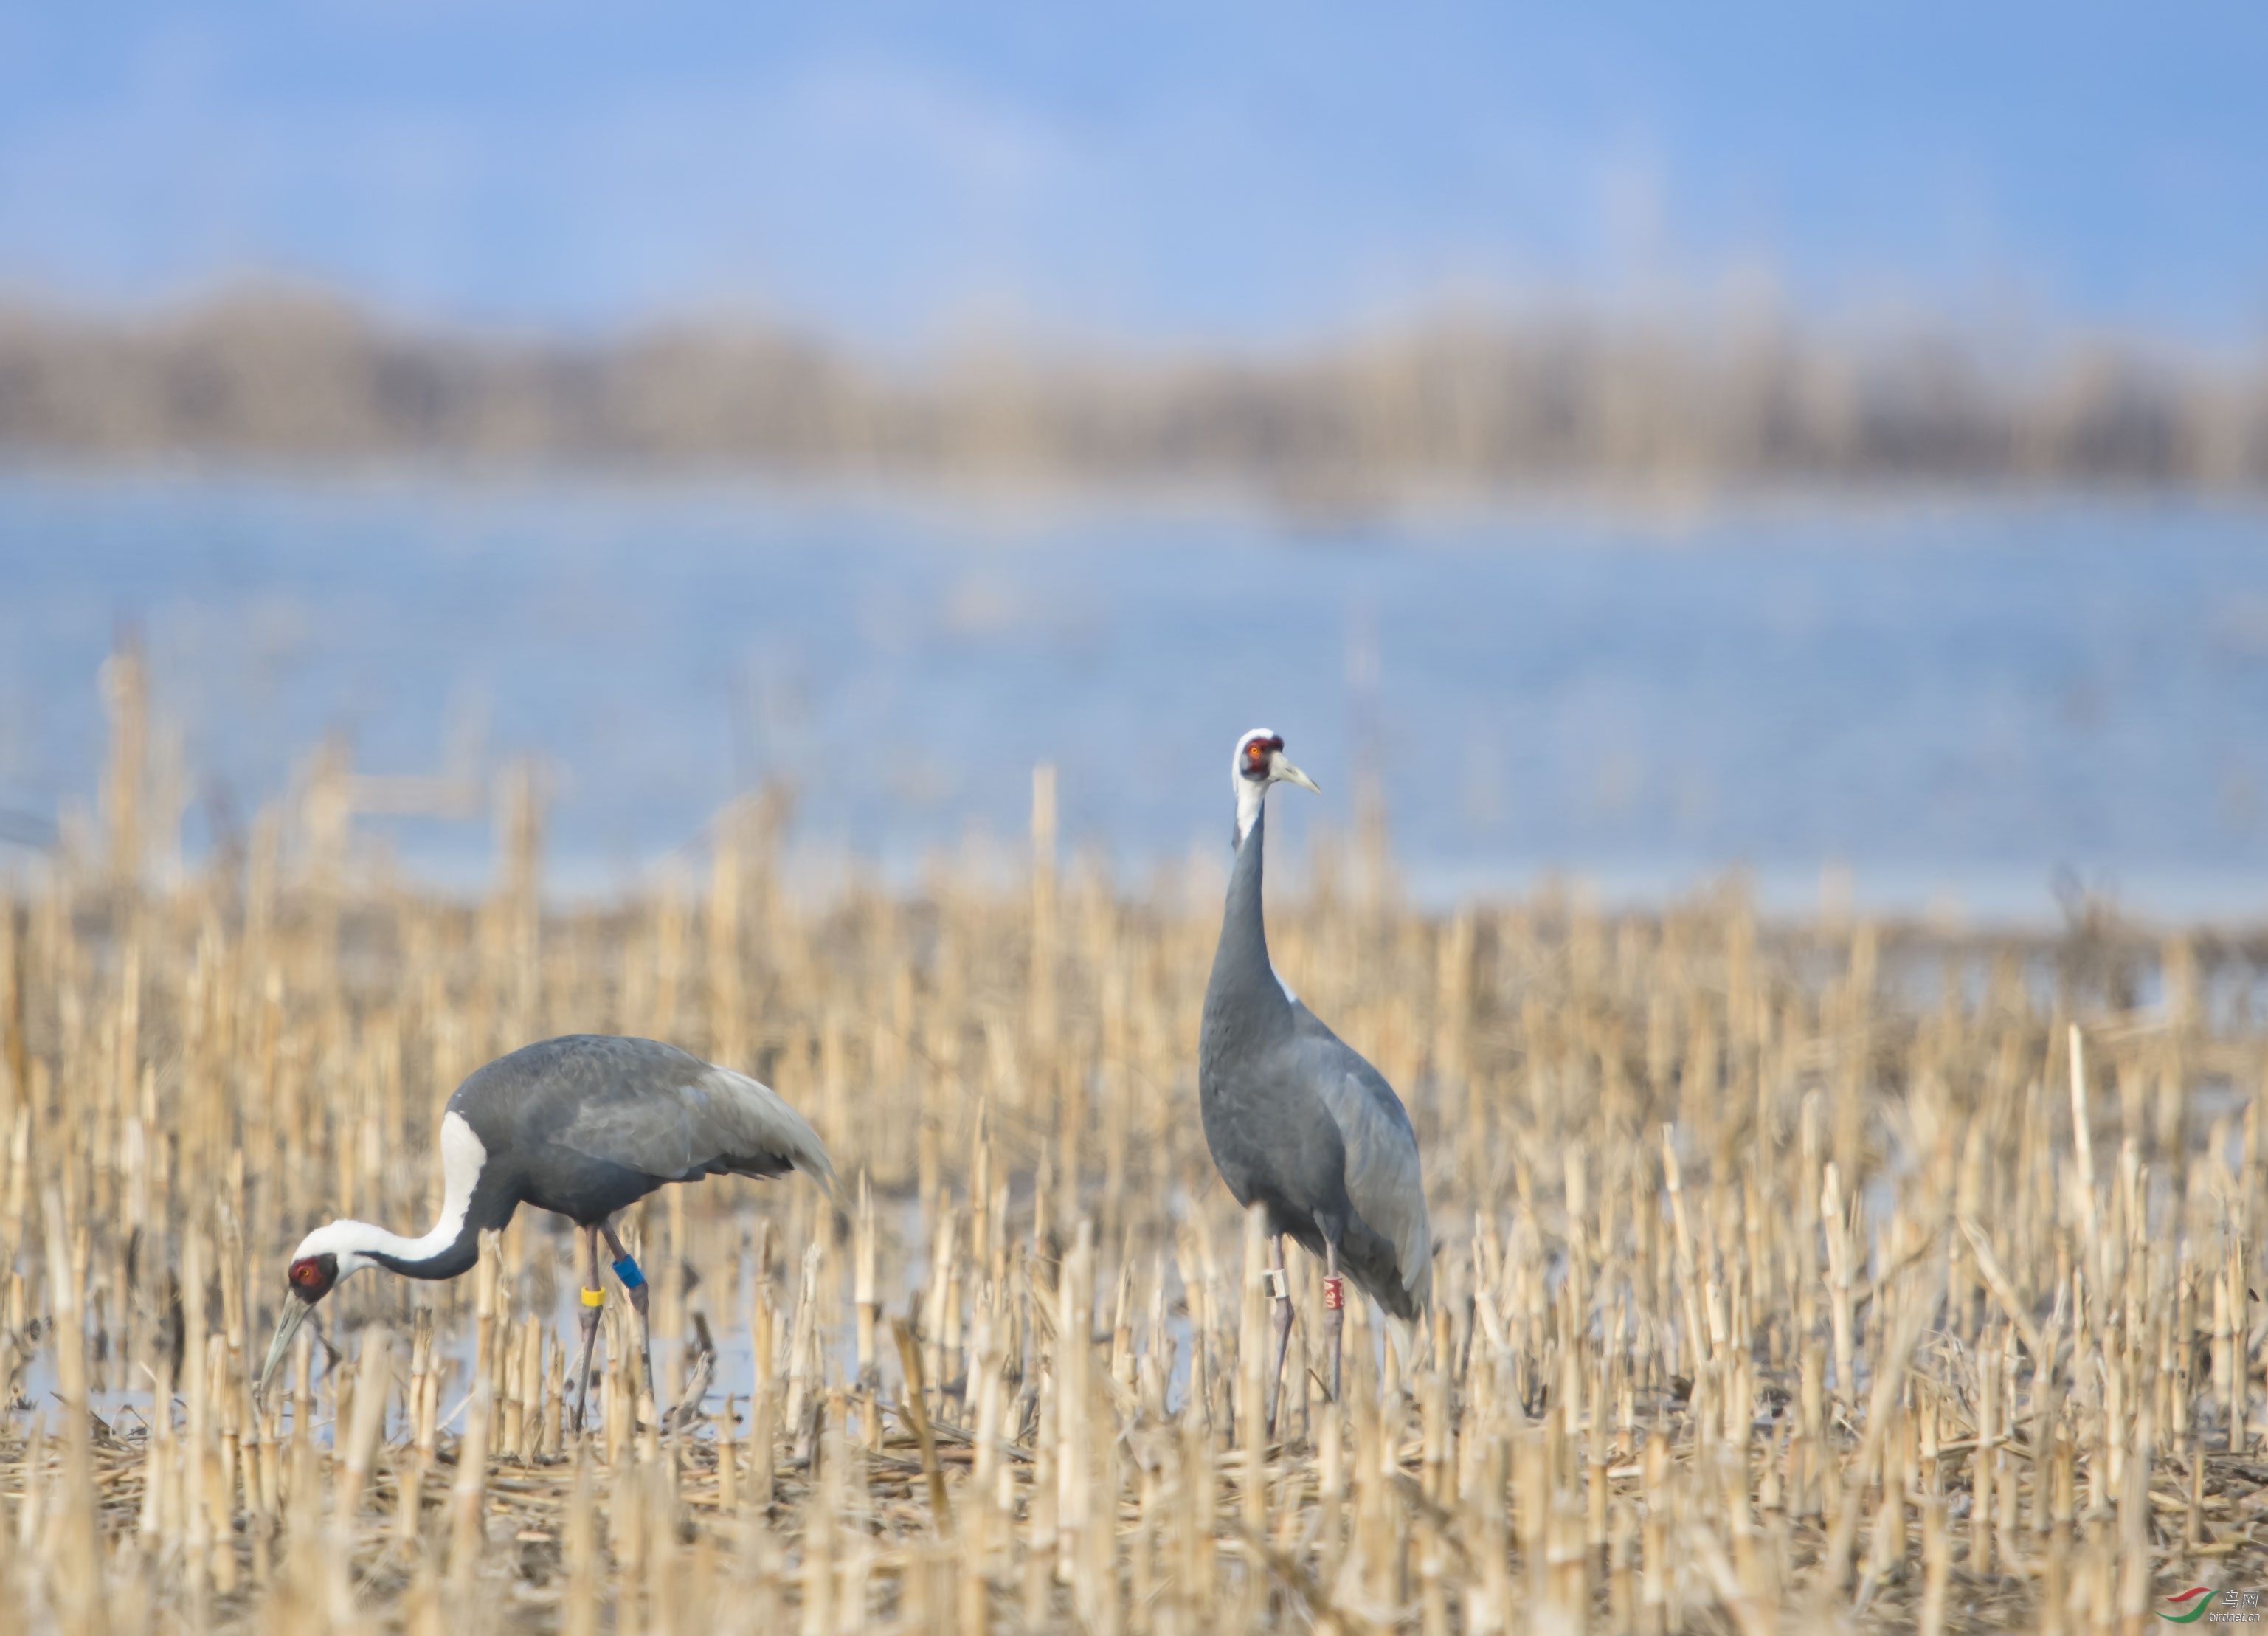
[612,1255,646,1290]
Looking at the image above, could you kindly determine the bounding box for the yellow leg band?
[581,1286,605,1308]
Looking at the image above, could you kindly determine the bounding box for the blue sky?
[0,2,2261,345]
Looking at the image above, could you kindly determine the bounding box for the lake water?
[3,474,2266,922]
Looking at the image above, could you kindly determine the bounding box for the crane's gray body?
[368,1034,834,1279]
[1198,805,1431,1319]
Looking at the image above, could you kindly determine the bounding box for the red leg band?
[1323,1275,1345,1310]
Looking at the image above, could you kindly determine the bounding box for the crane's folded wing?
[553,1067,837,1195]
[1289,1008,1432,1304]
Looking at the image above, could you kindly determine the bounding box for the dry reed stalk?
[448,1379,492,1601]
[18,704,2268,1632]
[889,1314,952,1536]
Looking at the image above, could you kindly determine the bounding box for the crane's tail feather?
[796,1145,840,1203]
[694,1063,838,1201]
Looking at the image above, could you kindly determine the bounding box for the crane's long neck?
[300,1110,494,1281]
[336,1213,484,1280]
[1206,800,1296,1029]
[1234,767,1268,849]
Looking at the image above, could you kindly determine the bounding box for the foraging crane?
[1199,729,1431,1428]
[256,1034,834,1431]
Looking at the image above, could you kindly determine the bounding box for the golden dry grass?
[3,683,2267,1633]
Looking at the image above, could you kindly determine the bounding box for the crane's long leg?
[1321,1240,1346,1405]
[1264,1235,1295,1439]
[569,1224,604,1435]
[600,1220,657,1427]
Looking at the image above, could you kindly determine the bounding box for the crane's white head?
[1231,728,1321,847]
[256,1223,373,1398]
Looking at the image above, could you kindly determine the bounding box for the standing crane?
[1198,728,1431,1429]
[255,1034,834,1431]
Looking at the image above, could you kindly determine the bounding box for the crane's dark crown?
[1240,734,1284,780]
[287,1253,339,1302]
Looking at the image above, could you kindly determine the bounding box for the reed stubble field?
[5,705,2268,1634]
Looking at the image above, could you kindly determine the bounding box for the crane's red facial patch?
[287,1254,339,1302]
[1240,736,1283,779]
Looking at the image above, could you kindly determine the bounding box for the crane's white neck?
[290,1111,488,1279]
[1234,772,1269,849]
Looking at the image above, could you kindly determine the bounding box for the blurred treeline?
[4,286,2265,501]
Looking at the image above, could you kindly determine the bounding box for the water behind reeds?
[7,724,2268,1631]
[9,476,2268,919]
